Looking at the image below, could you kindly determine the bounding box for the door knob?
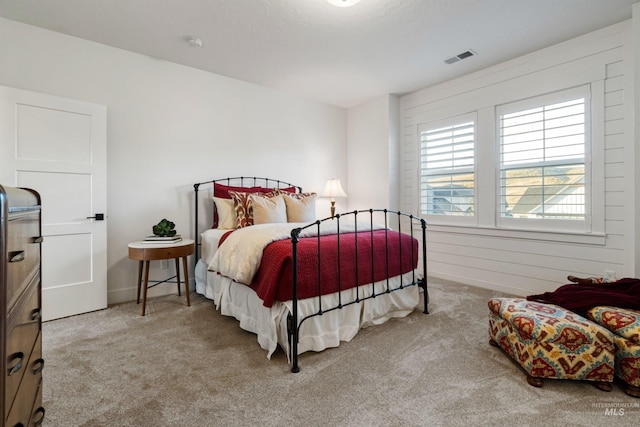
[87,213,105,220]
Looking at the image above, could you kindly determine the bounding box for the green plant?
[152,218,176,237]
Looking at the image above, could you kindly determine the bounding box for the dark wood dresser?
[1,185,44,427]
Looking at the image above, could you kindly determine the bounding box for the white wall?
[400,21,635,296]
[0,18,347,304]
[347,94,400,212]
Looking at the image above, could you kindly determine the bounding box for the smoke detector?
[187,37,203,48]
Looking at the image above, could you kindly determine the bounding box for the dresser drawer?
[4,279,41,416]
[6,212,41,310]
[29,381,45,427]
[6,332,44,427]
[6,381,44,427]
[7,272,41,326]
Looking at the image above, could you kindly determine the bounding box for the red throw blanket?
[527,278,640,314]
[248,229,418,307]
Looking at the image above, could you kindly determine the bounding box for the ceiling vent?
[445,50,476,64]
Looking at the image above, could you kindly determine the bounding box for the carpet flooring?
[41,280,640,426]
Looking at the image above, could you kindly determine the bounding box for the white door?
[0,85,107,321]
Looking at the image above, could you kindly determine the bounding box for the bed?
[193,177,428,372]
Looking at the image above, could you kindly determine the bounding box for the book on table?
[142,235,182,243]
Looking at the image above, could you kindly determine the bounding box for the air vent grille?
[445,50,476,64]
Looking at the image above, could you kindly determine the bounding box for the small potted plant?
[152,218,177,237]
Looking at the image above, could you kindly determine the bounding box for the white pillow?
[282,193,317,222]
[250,194,287,224]
[213,197,237,229]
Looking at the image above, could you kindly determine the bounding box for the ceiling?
[0,0,637,108]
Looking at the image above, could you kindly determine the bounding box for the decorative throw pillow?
[282,192,317,222]
[212,183,269,228]
[213,183,268,198]
[229,190,263,228]
[251,194,287,224]
[272,186,298,194]
[213,197,236,229]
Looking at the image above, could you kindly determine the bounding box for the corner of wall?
[388,95,401,210]
[632,2,640,276]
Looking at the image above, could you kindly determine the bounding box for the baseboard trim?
[427,273,527,297]
[108,279,195,306]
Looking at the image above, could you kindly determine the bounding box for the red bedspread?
[248,229,418,307]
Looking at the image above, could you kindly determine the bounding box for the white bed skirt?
[195,259,420,361]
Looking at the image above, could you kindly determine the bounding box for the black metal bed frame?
[289,209,427,372]
[193,177,301,261]
[193,177,428,373]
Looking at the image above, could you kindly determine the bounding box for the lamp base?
[330,200,336,217]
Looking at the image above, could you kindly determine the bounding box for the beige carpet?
[41,281,640,426]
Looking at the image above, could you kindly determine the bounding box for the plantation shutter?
[419,116,475,217]
[499,89,588,221]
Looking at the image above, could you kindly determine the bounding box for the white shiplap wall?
[400,21,632,296]
[604,60,627,281]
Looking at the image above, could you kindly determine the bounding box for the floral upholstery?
[586,306,640,345]
[586,306,640,390]
[488,298,615,383]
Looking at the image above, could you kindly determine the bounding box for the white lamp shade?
[322,179,348,199]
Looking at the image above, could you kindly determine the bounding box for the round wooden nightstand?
[128,238,195,316]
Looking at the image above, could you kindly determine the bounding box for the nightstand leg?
[136,261,143,304]
[142,260,150,316]
[182,256,191,307]
[175,257,181,296]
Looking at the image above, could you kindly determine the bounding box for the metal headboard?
[193,177,302,260]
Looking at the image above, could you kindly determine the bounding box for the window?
[419,115,475,220]
[498,86,590,229]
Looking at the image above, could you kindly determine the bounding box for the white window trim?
[495,84,600,234]
[417,112,478,227]
[428,223,606,246]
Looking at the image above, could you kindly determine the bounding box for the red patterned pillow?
[213,183,269,228]
[228,191,255,228]
[275,186,298,194]
[229,190,282,228]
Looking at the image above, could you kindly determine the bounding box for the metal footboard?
[289,209,428,373]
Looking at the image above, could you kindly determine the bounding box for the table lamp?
[322,179,347,217]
